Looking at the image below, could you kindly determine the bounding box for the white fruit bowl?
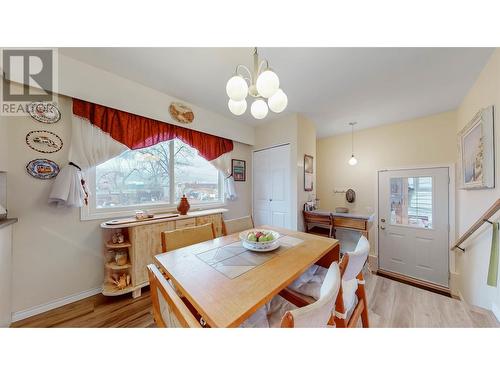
[239,229,281,252]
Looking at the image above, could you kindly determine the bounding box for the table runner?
[196,235,304,279]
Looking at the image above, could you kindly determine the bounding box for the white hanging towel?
[48,164,84,208]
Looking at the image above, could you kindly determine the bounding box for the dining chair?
[266,262,341,328]
[334,235,370,328]
[147,264,201,328]
[285,235,370,328]
[161,222,215,252]
[222,215,254,236]
[303,211,334,238]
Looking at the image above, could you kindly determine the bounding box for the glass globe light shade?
[228,99,247,116]
[268,89,288,113]
[226,75,248,101]
[348,155,358,166]
[256,70,280,98]
[251,99,269,119]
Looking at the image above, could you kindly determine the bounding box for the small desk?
[155,226,339,328]
[312,210,374,239]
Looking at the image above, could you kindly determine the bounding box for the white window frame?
[80,141,226,221]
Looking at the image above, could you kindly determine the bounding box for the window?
[84,139,223,219]
[390,176,433,229]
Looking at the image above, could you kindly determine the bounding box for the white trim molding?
[11,287,102,323]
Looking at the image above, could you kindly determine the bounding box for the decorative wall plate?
[27,102,61,124]
[26,159,60,179]
[346,188,356,203]
[169,102,194,124]
[26,130,63,154]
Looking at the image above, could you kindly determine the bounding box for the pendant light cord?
[350,122,356,156]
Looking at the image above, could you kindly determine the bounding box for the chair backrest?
[223,216,254,235]
[342,235,370,281]
[161,223,215,252]
[147,264,201,328]
[303,211,333,226]
[281,262,341,328]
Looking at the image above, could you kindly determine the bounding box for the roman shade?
[49,98,237,207]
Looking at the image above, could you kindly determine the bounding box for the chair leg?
[334,315,347,328]
[361,306,369,327]
[356,273,370,328]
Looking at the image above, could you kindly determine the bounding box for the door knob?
[269,198,273,202]
[381,218,386,223]
[380,226,386,230]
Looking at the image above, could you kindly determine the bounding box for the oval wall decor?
[27,102,61,124]
[26,130,63,154]
[169,102,194,124]
[26,159,60,179]
[346,188,356,203]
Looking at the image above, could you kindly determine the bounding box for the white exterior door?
[253,144,291,229]
[378,167,449,286]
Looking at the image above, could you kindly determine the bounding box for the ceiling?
[60,47,494,138]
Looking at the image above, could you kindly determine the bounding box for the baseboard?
[368,254,378,272]
[376,269,451,297]
[449,271,460,299]
[11,287,102,323]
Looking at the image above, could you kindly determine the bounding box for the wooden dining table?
[154,225,340,327]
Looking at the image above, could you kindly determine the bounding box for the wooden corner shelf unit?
[100,208,227,298]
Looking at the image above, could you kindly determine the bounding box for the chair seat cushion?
[239,306,270,328]
[288,265,358,314]
[266,295,298,328]
[288,265,327,300]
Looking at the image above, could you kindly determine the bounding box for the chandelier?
[226,47,288,119]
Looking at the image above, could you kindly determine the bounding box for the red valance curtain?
[73,98,234,161]
[49,99,236,208]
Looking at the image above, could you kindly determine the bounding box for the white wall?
[0,113,7,171]
[6,95,104,314]
[297,115,317,231]
[4,91,253,317]
[224,142,253,220]
[317,111,458,256]
[455,49,500,318]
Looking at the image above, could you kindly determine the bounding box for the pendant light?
[348,122,358,166]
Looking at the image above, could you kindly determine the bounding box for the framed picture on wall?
[304,154,314,191]
[458,106,495,189]
[232,159,246,181]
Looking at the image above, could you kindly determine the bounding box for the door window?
[390,176,433,229]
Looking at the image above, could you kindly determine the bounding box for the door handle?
[269,198,273,202]
[381,218,386,223]
[380,226,385,230]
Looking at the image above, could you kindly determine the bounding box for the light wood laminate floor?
[363,271,499,328]
[12,270,498,328]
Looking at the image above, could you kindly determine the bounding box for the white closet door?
[253,144,291,229]
[253,149,271,226]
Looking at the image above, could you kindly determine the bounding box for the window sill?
[80,202,227,222]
